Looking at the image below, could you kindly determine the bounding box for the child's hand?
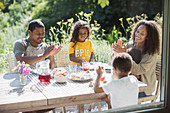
[96,66,104,77]
[79,60,87,66]
[49,44,63,56]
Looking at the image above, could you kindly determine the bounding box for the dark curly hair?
[70,20,91,47]
[131,20,161,55]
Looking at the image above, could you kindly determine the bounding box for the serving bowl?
[54,74,67,83]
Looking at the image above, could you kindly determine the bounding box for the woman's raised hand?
[112,43,127,53]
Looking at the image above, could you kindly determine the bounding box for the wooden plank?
[48,93,106,105]
[0,73,48,112]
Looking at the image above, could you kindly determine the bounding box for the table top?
[0,63,147,112]
[0,72,47,113]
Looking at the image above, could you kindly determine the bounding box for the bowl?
[54,73,67,83]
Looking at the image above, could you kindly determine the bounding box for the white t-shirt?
[102,76,139,109]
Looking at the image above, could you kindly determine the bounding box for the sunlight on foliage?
[97,0,109,8]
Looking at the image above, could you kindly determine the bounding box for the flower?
[14,61,32,76]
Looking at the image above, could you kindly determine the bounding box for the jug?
[36,59,51,85]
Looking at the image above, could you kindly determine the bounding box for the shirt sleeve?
[13,41,26,55]
[90,40,95,52]
[102,80,115,95]
[68,42,75,54]
[132,53,157,75]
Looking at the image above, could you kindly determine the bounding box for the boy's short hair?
[28,20,45,32]
[127,47,142,64]
[112,53,133,73]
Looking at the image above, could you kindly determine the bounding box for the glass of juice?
[82,62,90,71]
[38,73,51,85]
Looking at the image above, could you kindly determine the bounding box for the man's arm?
[15,45,55,65]
[48,45,63,68]
[94,66,104,93]
[49,56,55,69]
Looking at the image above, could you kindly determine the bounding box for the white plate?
[68,76,92,82]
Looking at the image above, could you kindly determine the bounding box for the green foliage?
[0,25,27,73]
[106,25,127,45]
[48,11,105,44]
[0,2,5,10]
[92,39,112,65]
[97,0,109,8]
[0,0,163,73]
[118,13,148,39]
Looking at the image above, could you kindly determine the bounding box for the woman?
[112,20,161,95]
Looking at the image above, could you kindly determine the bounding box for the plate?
[68,76,92,82]
[68,72,92,82]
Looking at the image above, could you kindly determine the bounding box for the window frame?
[103,0,170,112]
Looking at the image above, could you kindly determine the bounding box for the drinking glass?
[82,62,90,71]
[69,64,77,73]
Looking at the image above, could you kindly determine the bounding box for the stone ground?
[50,101,108,113]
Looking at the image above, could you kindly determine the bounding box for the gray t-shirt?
[13,38,47,69]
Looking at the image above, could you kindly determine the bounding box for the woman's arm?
[131,53,157,75]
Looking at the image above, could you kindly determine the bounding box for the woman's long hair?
[131,20,161,55]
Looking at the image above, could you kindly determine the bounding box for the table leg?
[77,104,84,113]
[61,106,66,113]
[97,102,101,111]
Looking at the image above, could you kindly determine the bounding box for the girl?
[112,20,161,96]
[68,20,95,66]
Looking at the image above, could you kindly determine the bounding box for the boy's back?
[102,75,139,108]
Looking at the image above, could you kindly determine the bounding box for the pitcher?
[36,59,51,85]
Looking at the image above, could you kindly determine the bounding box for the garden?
[0,0,162,73]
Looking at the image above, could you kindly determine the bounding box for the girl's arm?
[90,52,94,62]
[69,54,86,66]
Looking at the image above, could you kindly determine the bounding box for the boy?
[13,20,62,69]
[94,53,139,109]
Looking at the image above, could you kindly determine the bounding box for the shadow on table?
[2,72,34,96]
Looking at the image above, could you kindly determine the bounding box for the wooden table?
[0,72,47,113]
[0,63,147,113]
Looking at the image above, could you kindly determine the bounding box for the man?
[13,20,62,69]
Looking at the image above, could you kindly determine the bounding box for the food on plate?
[103,80,107,84]
[70,71,91,80]
[52,68,67,76]
[53,68,68,83]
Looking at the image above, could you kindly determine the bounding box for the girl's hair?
[131,20,161,55]
[70,20,91,47]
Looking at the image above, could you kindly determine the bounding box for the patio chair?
[138,56,161,104]
[57,49,71,67]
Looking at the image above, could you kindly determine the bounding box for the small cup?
[82,62,90,71]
